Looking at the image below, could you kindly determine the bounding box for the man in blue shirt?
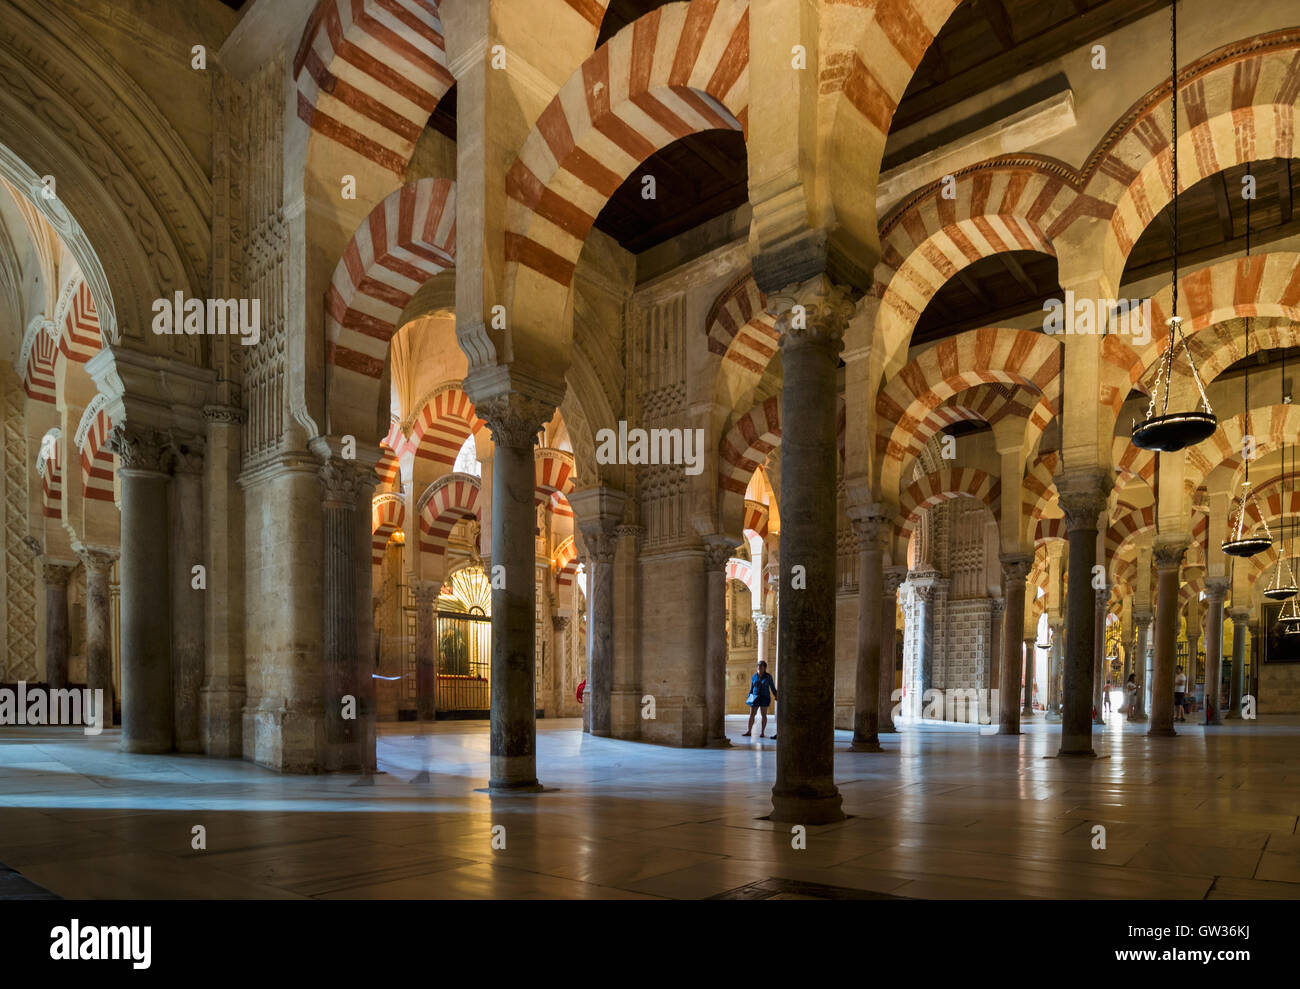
[742,660,778,738]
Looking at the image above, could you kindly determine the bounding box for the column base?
[770,787,845,825]
[1045,712,1062,723]
[706,737,732,749]
[997,725,1020,736]
[849,736,882,752]
[1058,731,1094,755]
[1147,726,1178,737]
[1205,716,1222,726]
[1127,711,1147,723]
[488,780,545,794]
[120,738,172,755]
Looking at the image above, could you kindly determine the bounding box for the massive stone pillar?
[768,276,852,825]
[1130,612,1151,722]
[988,597,1005,726]
[702,539,735,747]
[169,441,206,753]
[1022,633,1035,717]
[998,555,1031,735]
[77,548,117,723]
[850,513,887,752]
[42,561,74,689]
[319,460,373,771]
[570,487,625,740]
[110,428,173,753]
[1092,585,1108,725]
[1202,578,1228,725]
[911,575,939,700]
[414,581,439,721]
[1225,609,1248,719]
[1057,470,1109,756]
[1046,621,1063,721]
[879,567,905,733]
[478,394,552,791]
[201,403,246,757]
[1149,539,1187,737]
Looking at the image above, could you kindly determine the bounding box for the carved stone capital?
[769,275,855,353]
[318,459,375,509]
[476,393,554,449]
[76,547,118,578]
[108,425,170,474]
[850,514,890,551]
[1055,469,1112,533]
[999,552,1034,585]
[412,581,439,607]
[553,615,572,632]
[1228,607,1251,624]
[203,403,246,426]
[989,596,1006,618]
[1153,537,1189,571]
[42,561,75,587]
[166,432,206,475]
[882,566,908,595]
[1204,575,1230,602]
[615,524,644,548]
[1134,610,1154,629]
[579,524,620,565]
[703,538,737,573]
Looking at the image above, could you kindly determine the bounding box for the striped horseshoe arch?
[21,317,57,405]
[408,385,484,471]
[503,0,749,332]
[535,449,577,509]
[75,395,115,503]
[553,535,580,589]
[371,493,406,565]
[294,0,455,176]
[417,473,481,557]
[326,177,455,381]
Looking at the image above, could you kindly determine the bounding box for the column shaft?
[170,449,205,753]
[42,562,73,689]
[1057,472,1109,755]
[999,556,1030,735]
[879,570,904,733]
[414,582,438,720]
[1022,637,1035,717]
[78,550,117,725]
[769,278,850,825]
[1092,588,1107,725]
[703,541,732,746]
[1149,541,1186,737]
[1202,582,1227,725]
[320,460,368,771]
[1226,610,1248,719]
[850,516,886,751]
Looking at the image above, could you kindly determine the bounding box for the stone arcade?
[0,0,1299,900]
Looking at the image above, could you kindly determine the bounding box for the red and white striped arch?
[38,433,61,520]
[59,279,102,363]
[371,493,406,565]
[873,162,1085,380]
[535,449,576,510]
[725,556,753,591]
[1088,34,1300,292]
[22,319,57,405]
[374,441,401,490]
[326,177,455,380]
[294,0,454,176]
[1106,502,1155,562]
[76,398,115,503]
[874,327,1060,501]
[553,535,580,589]
[503,0,748,329]
[1034,517,1066,548]
[705,271,777,375]
[894,466,1001,562]
[408,385,484,471]
[1185,405,1300,502]
[719,395,779,499]
[418,473,481,557]
[742,498,769,542]
[1021,452,1059,540]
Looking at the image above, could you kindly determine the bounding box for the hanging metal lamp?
[1221,167,1272,558]
[1278,593,1300,631]
[1131,0,1217,453]
[1265,350,1298,598]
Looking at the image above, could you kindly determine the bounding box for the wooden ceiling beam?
[1212,173,1236,242]
[998,252,1040,297]
[976,0,1015,51]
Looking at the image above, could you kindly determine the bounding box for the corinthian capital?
[768,275,855,351]
[1055,468,1112,533]
[476,393,554,449]
[702,537,737,573]
[999,553,1033,584]
[108,426,170,473]
[319,459,375,508]
[1153,537,1189,571]
[76,547,118,577]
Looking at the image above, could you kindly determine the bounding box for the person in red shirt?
[576,680,586,703]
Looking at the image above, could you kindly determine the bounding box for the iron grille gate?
[436,610,491,715]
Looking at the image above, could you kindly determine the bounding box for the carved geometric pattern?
[3,371,37,680]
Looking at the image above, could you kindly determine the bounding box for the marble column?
[582,519,620,738]
[850,513,887,752]
[1130,612,1151,722]
[169,440,206,753]
[1092,586,1108,725]
[998,554,1031,735]
[319,459,372,770]
[109,427,173,753]
[879,567,905,733]
[477,394,552,791]
[702,538,734,747]
[414,581,438,720]
[77,548,117,724]
[552,615,572,715]
[1023,636,1036,716]
[768,276,852,825]
[1057,471,1109,756]
[1202,578,1228,725]
[753,612,773,668]
[42,561,74,689]
[1046,621,1063,721]
[1247,621,1259,710]
[1225,609,1248,719]
[1149,539,1187,737]
[911,575,939,701]
[987,597,1005,727]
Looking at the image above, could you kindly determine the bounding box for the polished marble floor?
[1,713,1299,899]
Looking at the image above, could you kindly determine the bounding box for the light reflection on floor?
[0,714,1298,899]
